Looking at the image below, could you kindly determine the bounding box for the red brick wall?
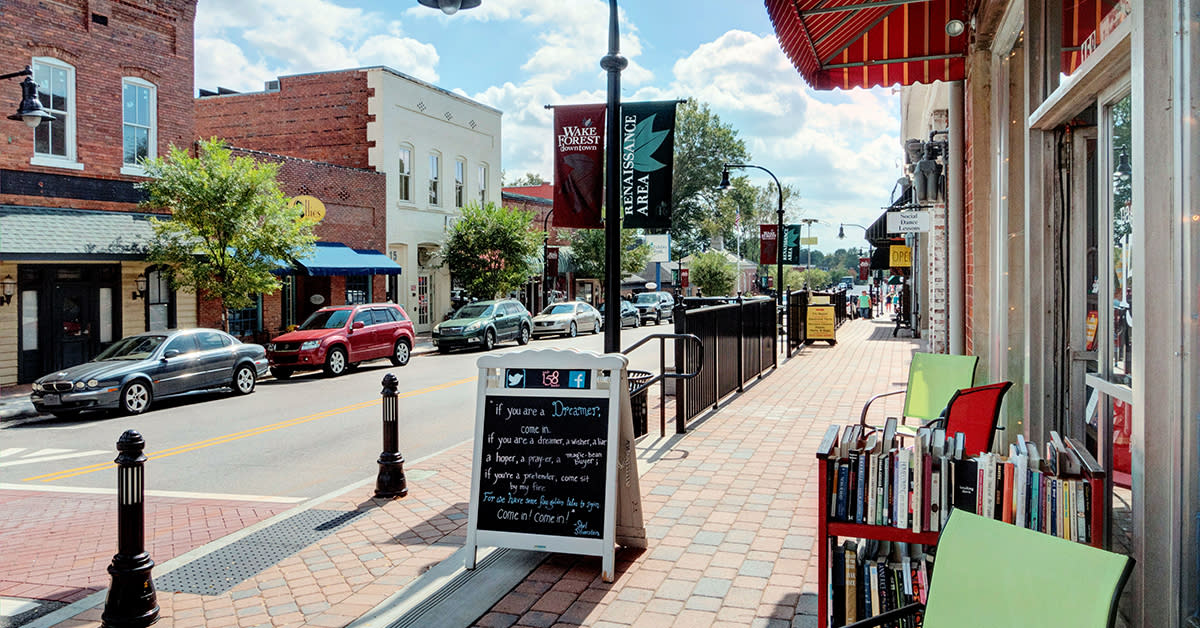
[0,0,197,211]
[502,191,569,246]
[195,71,373,170]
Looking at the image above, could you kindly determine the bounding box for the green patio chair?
[843,509,1134,628]
[858,352,979,436]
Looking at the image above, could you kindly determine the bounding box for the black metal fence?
[673,296,777,430]
[786,287,853,356]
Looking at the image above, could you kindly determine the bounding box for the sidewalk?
[12,319,920,627]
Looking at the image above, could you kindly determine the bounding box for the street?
[0,325,670,499]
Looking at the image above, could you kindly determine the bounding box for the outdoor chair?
[842,510,1134,628]
[927,381,1013,457]
[858,352,979,436]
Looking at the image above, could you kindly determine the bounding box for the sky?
[194,0,906,254]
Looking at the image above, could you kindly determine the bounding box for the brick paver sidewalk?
[39,318,918,628]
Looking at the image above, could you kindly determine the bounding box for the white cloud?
[194,37,277,93]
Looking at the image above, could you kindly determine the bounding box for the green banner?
[781,225,802,264]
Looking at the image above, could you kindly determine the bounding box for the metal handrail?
[621,332,704,437]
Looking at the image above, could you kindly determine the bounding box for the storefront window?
[345,276,369,305]
[1109,97,1133,383]
[227,297,261,338]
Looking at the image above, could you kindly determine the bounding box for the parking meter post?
[102,430,159,628]
[375,373,408,499]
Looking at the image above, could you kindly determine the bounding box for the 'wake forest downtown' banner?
[552,101,678,231]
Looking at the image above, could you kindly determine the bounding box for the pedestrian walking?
[858,291,871,319]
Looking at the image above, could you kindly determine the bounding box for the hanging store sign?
[644,234,670,263]
[890,244,913,268]
[290,196,326,223]
[886,211,931,233]
[553,104,606,229]
[620,101,678,230]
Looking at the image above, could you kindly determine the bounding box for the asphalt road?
[0,325,671,500]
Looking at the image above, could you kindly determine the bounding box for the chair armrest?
[859,389,907,428]
[842,602,924,628]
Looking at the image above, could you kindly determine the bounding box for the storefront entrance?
[18,265,120,383]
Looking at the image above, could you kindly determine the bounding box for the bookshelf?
[814,423,1107,628]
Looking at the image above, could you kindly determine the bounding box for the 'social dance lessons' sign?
[467,350,645,582]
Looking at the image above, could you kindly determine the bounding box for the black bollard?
[375,373,408,498]
[102,430,159,628]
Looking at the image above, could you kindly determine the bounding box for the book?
[832,542,846,626]
[978,454,990,518]
[868,561,881,621]
[895,448,910,529]
[844,540,858,624]
[911,429,924,533]
[952,457,978,514]
[1002,457,1015,524]
[836,457,851,521]
[1050,430,1082,476]
[848,448,861,522]
[856,446,869,524]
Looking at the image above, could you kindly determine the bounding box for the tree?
[505,172,547,187]
[690,251,737,296]
[671,101,751,254]
[567,228,652,280]
[442,201,541,300]
[766,266,807,293]
[139,139,317,331]
[799,268,832,290]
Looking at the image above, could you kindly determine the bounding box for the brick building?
[0,0,199,387]
[210,148,397,340]
[196,67,502,332]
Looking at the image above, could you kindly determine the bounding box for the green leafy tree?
[442,201,541,300]
[766,266,808,293]
[505,172,547,187]
[671,101,750,254]
[567,228,652,280]
[691,251,737,296]
[799,268,832,290]
[139,139,317,331]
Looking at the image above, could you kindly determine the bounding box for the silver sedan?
[531,301,602,338]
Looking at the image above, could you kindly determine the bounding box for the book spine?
[836,460,850,522]
[896,450,909,529]
[1049,477,1058,538]
[994,458,1004,521]
[845,547,858,623]
[1083,480,1092,544]
[929,459,941,533]
[977,459,987,516]
[912,447,922,534]
[832,545,846,627]
[866,453,877,525]
[856,451,868,524]
[869,562,880,620]
[1002,462,1014,524]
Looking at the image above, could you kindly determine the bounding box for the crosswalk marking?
[0,448,109,467]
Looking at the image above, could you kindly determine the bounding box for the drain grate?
[156,509,366,596]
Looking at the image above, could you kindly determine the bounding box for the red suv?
[266,303,415,379]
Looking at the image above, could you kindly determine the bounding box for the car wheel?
[633,317,639,328]
[593,319,601,334]
[232,364,256,395]
[323,347,348,376]
[270,366,293,380]
[119,380,152,415]
[567,322,578,338]
[482,329,497,351]
[390,339,412,366]
[517,325,531,345]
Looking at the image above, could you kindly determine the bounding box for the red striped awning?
[1062,0,1124,74]
[765,0,970,91]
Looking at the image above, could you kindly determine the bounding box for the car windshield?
[634,293,659,304]
[455,304,494,319]
[95,335,168,361]
[299,309,351,330]
[541,304,575,315]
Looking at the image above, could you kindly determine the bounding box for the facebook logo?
[567,371,587,389]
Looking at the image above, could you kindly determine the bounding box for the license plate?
[42,393,60,405]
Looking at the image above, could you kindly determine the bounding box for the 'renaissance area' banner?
[620,101,677,230]
[553,104,606,229]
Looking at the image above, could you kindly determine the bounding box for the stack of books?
[832,539,929,628]
[828,419,1096,542]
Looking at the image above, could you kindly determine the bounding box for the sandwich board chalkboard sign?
[466,349,645,582]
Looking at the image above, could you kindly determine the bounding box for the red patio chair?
[929,381,1013,457]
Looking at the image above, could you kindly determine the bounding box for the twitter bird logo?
[507,370,524,387]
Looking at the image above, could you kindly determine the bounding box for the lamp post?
[3,66,55,128]
[419,0,625,352]
[542,208,554,309]
[839,222,873,309]
[799,217,818,278]
[718,163,783,308]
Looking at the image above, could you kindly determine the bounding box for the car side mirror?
[352,321,365,330]
[163,349,180,359]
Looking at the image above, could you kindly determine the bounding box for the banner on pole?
[760,224,778,265]
[858,257,870,280]
[620,101,677,230]
[546,247,559,277]
[780,225,802,265]
[553,104,606,229]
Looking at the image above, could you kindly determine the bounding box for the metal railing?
[621,333,703,438]
[673,297,777,430]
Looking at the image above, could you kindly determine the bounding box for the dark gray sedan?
[30,328,269,417]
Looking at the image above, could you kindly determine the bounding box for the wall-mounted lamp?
[417,0,480,15]
[945,19,966,37]
[1113,147,1131,183]
[131,273,148,301]
[0,275,15,306]
[3,67,56,128]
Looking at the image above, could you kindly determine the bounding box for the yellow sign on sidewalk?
[807,305,836,341]
[890,244,912,268]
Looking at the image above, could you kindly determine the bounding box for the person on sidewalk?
[858,291,871,319]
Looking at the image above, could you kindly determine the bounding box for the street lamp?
[718,163,783,309]
[838,222,873,308]
[799,217,818,278]
[422,0,625,352]
[542,208,554,309]
[3,67,55,128]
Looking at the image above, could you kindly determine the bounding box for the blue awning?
[290,242,402,276]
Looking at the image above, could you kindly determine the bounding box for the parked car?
[532,301,602,338]
[30,328,268,417]
[599,301,640,329]
[266,303,415,379]
[632,291,675,325]
[433,299,533,353]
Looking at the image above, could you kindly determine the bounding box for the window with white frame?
[398,146,412,202]
[122,78,156,171]
[478,164,488,205]
[429,153,440,205]
[455,158,465,208]
[32,58,75,164]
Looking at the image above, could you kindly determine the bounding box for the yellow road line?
[23,376,476,483]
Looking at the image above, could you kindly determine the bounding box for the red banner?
[859,257,870,280]
[760,224,778,265]
[546,247,559,278]
[553,104,606,229]
[680,268,689,288]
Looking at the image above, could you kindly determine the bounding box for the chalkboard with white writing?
[476,394,608,538]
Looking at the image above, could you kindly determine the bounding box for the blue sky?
[195,0,904,253]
